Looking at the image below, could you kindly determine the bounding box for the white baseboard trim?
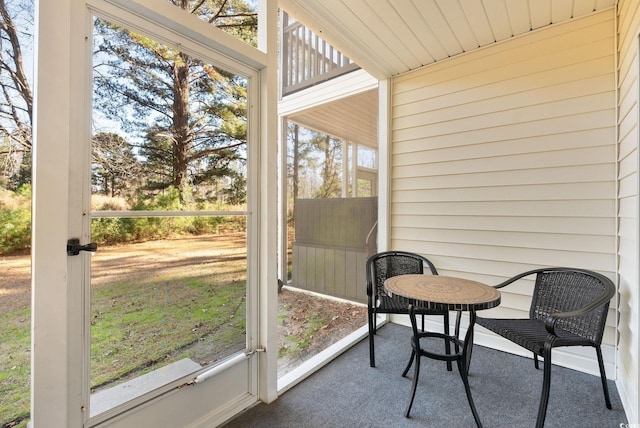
[614,363,638,425]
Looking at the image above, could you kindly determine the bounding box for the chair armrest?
[492,268,543,289]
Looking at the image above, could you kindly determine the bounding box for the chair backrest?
[366,251,438,300]
[530,269,614,343]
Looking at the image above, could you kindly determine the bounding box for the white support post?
[258,0,279,404]
[377,78,391,252]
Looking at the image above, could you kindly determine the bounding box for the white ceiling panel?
[357,1,423,70]
[417,0,465,56]
[436,0,480,52]
[288,90,378,147]
[460,0,497,46]
[279,0,617,80]
[574,0,600,16]
[483,0,514,41]
[375,1,431,68]
[530,0,553,29]
[506,0,534,34]
[551,0,576,22]
[389,0,439,63]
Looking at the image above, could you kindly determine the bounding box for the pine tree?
[92,0,256,204]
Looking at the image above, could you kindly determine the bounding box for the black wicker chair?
[366,251,456,369]
[475,267,616,428]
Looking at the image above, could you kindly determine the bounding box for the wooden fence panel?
[292,197,377,303]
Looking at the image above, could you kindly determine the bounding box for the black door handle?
[67,238,98,256]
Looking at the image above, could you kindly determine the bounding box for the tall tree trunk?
[172,53,192,203]
[322,135,331,194]
[292,124,299,200]
[317,135,339,198]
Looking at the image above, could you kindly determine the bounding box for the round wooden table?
[384,274,500,312]
[384,274,501,427]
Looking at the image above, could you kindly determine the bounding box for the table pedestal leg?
[459,310,482,428]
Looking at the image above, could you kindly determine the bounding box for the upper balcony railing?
[281,12,360,97]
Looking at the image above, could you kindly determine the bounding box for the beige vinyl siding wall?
[390,11,617,375]
[617,0,640,422]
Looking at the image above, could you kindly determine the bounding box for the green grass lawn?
[0,252,248,427]
[90,274,247,390]
[0,308,30,427]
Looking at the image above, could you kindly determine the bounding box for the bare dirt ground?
[0,254,30,313]
[277,286,366,374]
[0,234,367,374]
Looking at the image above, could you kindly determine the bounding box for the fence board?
[291,197,377,303]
